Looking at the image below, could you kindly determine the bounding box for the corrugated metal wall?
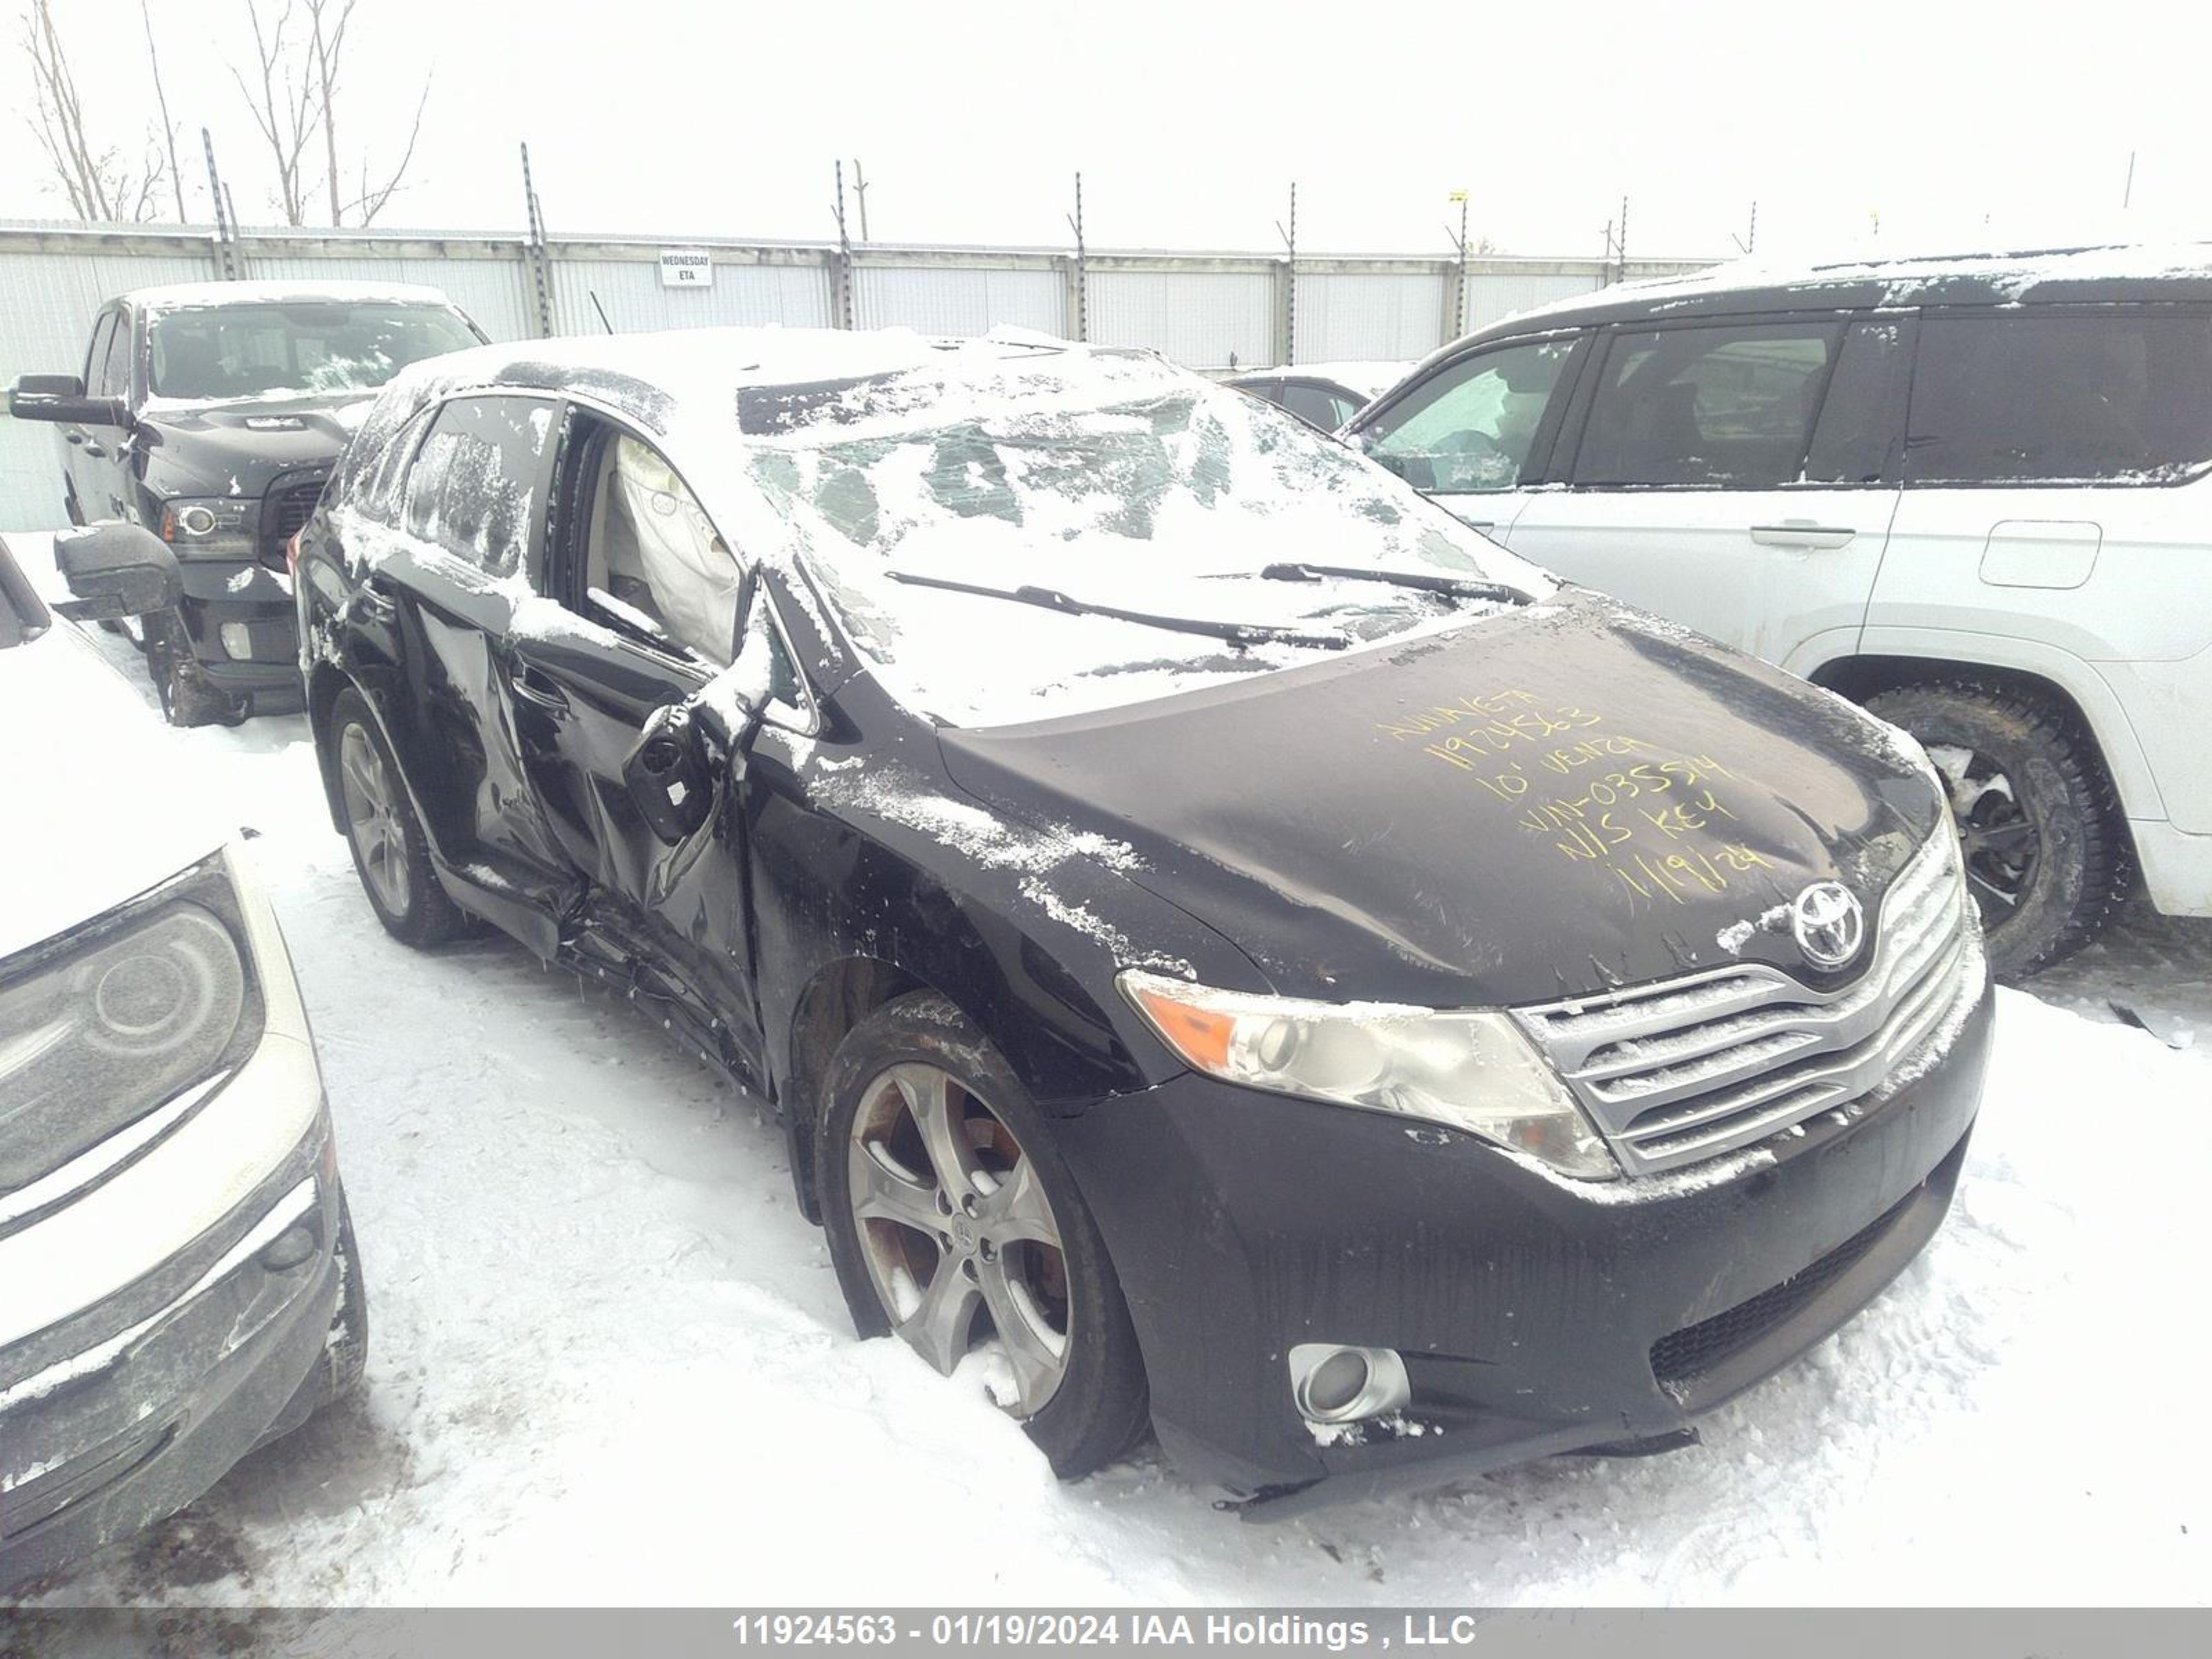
[550,259,834,334]
[1087,270,1275,370]
[1463,270,1604,335]
[1295,270,1450,364]
[855,264,1065,337]
[242,252,537,341]
[0,226,1704,529]
[0,244,223,532]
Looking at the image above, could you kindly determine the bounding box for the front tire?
[327,686,472,948]
[1866,679,2128,977]
[817,993,1150,1479]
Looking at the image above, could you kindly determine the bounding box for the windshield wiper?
[1259,561,1530,606]
[885,571,1349,650]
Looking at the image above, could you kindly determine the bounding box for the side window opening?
[352,404,438,525]
[92,312,131,399]
[1904,308,2212,485]
[1804,317,1913,485]
[1360,336,1583,494]
[398,395,559,577]
[82,312,115,388]
[1573,321,1841,489]
[555,416,746,668]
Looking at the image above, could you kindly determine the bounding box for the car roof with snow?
[122,277,462,312]
[369,326,1140,438]
[1471,241,2212,340]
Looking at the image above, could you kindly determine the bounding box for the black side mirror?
[9,374,130,429]
[620,621,778,846]
[54,523,182,621]
[623,703,714,844]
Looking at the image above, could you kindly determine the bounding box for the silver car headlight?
[160,497,259,559]
[0,858,256,1192]
[1118,970,1618,1179]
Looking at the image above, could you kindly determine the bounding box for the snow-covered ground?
[12,594,2210,1608]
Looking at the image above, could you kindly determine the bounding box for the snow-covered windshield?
[733,349,1555,727]
[149,302,480,402]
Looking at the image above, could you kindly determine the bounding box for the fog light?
[1288,1342,1411,1425]
[219,621,254,659]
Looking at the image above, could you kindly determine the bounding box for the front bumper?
[0,845,345,1592]
[1057,978,1994,1516]
[176,561,304,713]
[0,1137,345,1595]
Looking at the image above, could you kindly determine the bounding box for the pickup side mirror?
[9,373,130,428]
[53,523,182,621]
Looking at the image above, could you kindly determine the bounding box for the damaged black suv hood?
[937,590,1945,1008]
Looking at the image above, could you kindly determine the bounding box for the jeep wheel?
[1865,680,2128,978]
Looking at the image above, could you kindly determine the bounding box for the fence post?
[519,144,556,337]
[201,129,238,281]
[832,161,856,329]
[1065,171,1087,343]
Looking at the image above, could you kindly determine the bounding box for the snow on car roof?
[341,326,1555,731]
[1489,240,2212,335]
[124,277,462,312]
[387,324,1067,420]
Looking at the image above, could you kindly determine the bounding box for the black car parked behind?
[294,327,1991,1515]
[8,280,484,725]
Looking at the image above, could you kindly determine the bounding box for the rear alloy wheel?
[818,993,1150,1477]
[328,686,472,948]
[1866,679,2128,978]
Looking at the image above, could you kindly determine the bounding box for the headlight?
[1118,971,1619,1179]
[160,497,259,559]
[0,884,253,1193]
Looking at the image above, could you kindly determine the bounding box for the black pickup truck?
[8,281,485,724]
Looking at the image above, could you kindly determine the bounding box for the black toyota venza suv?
[8,280,484,724]
[293,328,1991,1516]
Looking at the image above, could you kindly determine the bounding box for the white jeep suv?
[1344,244,2212,975]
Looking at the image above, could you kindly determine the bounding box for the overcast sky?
[8,0,2206,261]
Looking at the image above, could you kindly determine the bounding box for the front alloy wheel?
[818,992,1150,1478]
[846,1062,1071,1414]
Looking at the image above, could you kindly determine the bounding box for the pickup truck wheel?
[818,992,1150,1479]
[328,686,472,947]
[1864,680,2128,978]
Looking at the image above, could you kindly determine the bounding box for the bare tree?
[19,0,167,223]
[304,0,431,227]
[232,0,429,229]
[140,0,189,220]
[232,0,321,224]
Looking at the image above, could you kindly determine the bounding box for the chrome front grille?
[1515,830,1984,1177]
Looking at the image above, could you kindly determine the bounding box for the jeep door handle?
[509,664,570,713]
[1750,523,1855,550]
[64,431,84,446]
[82,440,106,459]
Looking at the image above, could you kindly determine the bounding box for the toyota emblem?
[1790,881,1866,969]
